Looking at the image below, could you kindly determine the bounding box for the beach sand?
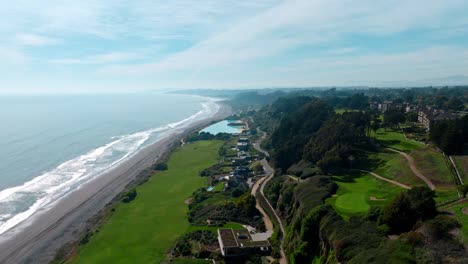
[0,102,231,264]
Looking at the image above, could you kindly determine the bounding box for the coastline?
[0,100,232,264]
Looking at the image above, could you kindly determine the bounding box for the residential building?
[217,228,271,257]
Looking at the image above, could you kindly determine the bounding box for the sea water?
[0,92,219,235]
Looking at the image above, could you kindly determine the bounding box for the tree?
[380,186,436,234]
[383,110,405,129]
[154,162,168,171]
[458,184,468,198]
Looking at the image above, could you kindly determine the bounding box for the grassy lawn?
[187,221,244,233]
[335,108,359,114]
[412,146,456,190]
[365,150,423,187]
[452,155,468,183]
[212,182,224,192]
[72,140,223,264]
[447,202,468,244]
[372,128,424,152]
[327,172,403,219]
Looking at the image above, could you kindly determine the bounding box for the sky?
[1,0,468,94]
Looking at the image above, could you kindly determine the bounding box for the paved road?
[386,148,436,190]
[251,176,274,231]
[251,128,288,264]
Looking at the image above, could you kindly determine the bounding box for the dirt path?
[358,169,411,189]
[386,148,436,190]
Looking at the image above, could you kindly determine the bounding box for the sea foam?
[0,99,219,236]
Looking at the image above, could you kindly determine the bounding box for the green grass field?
[447,203,468,244]
[412,146,456,190]
[212,182,224,192]
[327,172,403,218]
[365,150,423,187]
[452,155,468,183]
[372,128,424,152]
[72,140,223,264]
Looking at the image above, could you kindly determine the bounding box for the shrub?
[122,189,137,203]
[154,162,168,171]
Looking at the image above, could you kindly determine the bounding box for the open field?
[72,140,223,264]
[412,146,456,190]
[327,172,403,218]
[452,155,468,183]
[372,128,424,152]
[365,150,423,187]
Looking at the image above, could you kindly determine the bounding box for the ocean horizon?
[0,92,220,235]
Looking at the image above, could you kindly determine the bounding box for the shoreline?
[0,101,232,264]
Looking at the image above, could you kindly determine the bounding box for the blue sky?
[1,0,468,93]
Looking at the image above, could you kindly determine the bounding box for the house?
[233,166,251,177]
[238,137,249,143]
[217,228,271,257]
[237,142,249,151]
[232,156,249,166]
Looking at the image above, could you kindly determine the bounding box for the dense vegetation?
[430,115,468,154]
[252,89,468,263]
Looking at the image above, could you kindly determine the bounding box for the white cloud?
[15,33,59,46]
[0,46,30,64]
[100,0,468,76]
[51,52,144,65]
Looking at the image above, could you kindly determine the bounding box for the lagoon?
[200,120,242,135]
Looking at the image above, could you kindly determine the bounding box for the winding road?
[252,129,288,264]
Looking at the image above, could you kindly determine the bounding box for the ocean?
[0,92,220,235]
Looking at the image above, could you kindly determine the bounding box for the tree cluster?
[430,115,468,154]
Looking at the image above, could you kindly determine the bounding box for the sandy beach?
[0,101,231,264]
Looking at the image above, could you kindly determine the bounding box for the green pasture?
[73,140,223,264]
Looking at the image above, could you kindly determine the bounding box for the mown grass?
[452,155,468,183]
[327,172,403,219]
[72,140,223,264]
[372,128,424,152]
[212,182,224,192]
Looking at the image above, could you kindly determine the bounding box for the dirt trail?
[358,169,411,189]
[386,148,436,190]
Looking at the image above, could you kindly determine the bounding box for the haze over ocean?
[0,92,219,235]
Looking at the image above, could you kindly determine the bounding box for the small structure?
[217,228,271,257]
[378,101,393,112]
[233,167,251,177]
[238,137,249,143]
[237,142,249,151]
